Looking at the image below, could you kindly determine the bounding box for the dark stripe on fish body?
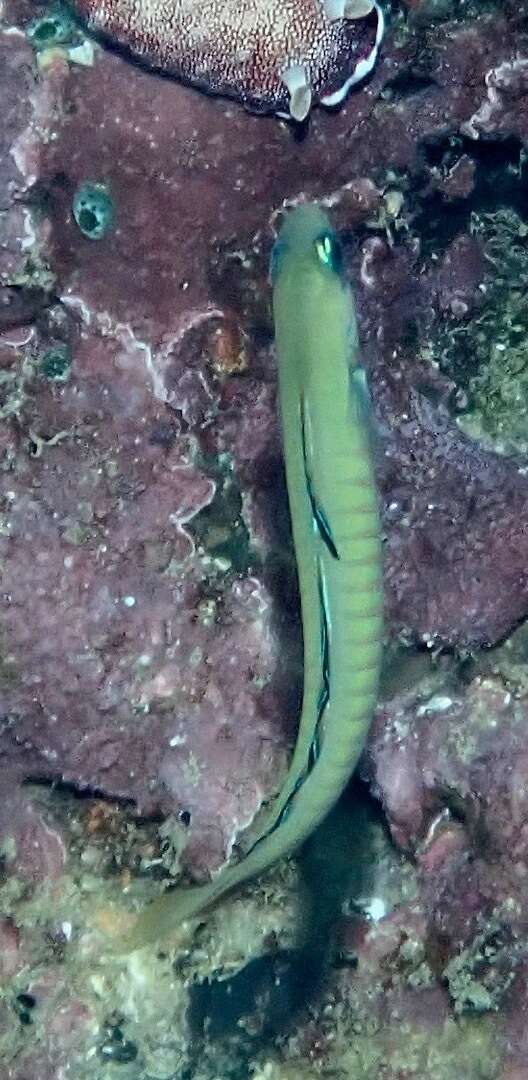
[300,395,340,560]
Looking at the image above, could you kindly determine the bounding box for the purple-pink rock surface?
[3,0,528,1075]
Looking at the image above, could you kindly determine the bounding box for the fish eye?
[314,231,343,274]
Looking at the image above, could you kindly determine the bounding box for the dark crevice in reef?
[188,948,323,1042]
[397,0,510,25]
[186,456,253,575]
[22,775,141,811]
[416,134,527,256]
[382,69,438,101]
[187,780,386,1073]
[207,244,273,349]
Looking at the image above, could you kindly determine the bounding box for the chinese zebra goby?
[121,204,383,949]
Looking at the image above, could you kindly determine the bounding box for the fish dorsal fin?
[281,64,312,122]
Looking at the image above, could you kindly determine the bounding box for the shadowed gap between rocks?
[186,780,385,1063]
[417,134,527,255]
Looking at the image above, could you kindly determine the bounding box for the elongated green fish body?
[122,204,383,948]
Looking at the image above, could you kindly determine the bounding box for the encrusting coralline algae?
[1,0,528,1075]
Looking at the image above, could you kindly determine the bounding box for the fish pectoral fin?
[324,0,374,19]
[350,364,389,450]
[281,64,312,122]
[344,0,375,16]
[350,365,373,422]
[323,0,346,20]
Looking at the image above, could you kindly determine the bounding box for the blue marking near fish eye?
[270,238,288,285]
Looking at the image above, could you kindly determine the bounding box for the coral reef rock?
[2,0,528,1075]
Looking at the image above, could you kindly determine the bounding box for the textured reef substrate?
[2,0,528,1076]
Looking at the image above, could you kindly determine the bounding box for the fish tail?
[118,880,222,950]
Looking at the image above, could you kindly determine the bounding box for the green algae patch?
[252,1016,501,1080]
[431,208,528,455]
[38,344,72,382]
[73,182,115,240]
[188,455,252,575]
[445,913,522,1016]
[340,1015,500,1080]
[28,7,81,49]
